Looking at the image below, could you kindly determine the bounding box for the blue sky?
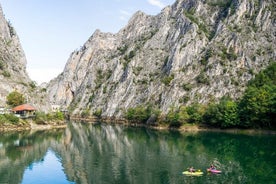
[0,0,175,84]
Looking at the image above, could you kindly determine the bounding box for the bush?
[196,73,209,85]
[93,109,102,118]
[81,108,90,118]
[0,114,19,124]
[34,112,47,124]
[4,114,20,124]
[2,71,11,78]
[125,105,159,124]
[53,111,64,120]
[34,111,64,124]
[162,75,174,85]
[165,106,189,128]
[186,103,206,124]
[182,83,193,91]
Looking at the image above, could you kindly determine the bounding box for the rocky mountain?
[0,5,50,110]
[47,0,275,117]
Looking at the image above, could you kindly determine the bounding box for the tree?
[220,99,239,128]
[202,97,239,128]
[124,105,156,124]
[202,102,221,127]
[186,103,205,124]
[165,107,180,127]
[238,85,275,128]
[6,91,25,107]
[238,62,276,128]
[178,106,190,123]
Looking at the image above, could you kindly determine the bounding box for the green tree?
[6,91,25,107]
[204,97,239,128]
[165,106,190,127]
[134,105,152,123]
[53,111,64,120]
[186,103,205,124]
[238,62,276,128]
[178,106,190,123]
[125,105,158,124]
[220,99,239,128]
[202,102,221,126]
[238,85,275,128]
[165,107,180,127]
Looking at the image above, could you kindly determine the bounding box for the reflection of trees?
[0,130,64,184]
[196,132,276,183]
[55,122,276,184]
[0,123,275,184]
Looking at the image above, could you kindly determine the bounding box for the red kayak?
[207,168,222,174]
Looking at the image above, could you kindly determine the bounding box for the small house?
[12,104,36,118]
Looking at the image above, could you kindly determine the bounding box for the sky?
[0,0,175,84]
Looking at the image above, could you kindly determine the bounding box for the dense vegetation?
[0,111,65,126]
[124,62,276,129]
[34,111,65,124]
[0,114,20,125]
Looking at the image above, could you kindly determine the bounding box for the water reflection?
[0,122,275,184]
[0,129,69,184]
[22,150,74,184]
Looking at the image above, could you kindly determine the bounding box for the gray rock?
[45,0,275,117]
[0,4,50,111]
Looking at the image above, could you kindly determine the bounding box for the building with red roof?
[12,104,36,118]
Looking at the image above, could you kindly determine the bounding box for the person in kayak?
[210,164,216,170]
[189,166,196,172]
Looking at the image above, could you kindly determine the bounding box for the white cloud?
[148,0,165,9]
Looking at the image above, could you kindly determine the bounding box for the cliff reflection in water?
[0,129,65,184]
[0,122,275,184]
[54,122,276,184]
[55,122,189,184]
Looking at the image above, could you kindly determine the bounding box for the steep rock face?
[0,5,50,110]
[47,0,276,117]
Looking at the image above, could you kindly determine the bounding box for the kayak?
[207,169,222,174]
[183,171,203,176]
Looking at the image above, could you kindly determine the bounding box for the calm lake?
[0,122,275,184]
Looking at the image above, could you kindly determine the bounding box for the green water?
[0,122,275,184]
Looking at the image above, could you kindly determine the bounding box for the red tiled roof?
[12,104,36,111]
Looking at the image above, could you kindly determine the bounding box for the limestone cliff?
[0,5,50,110]
[47,0,276,117]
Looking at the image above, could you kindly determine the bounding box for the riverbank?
[70,116,276,135]
[0,119,66,132]
[1,116,275,135]
[142,124,276,135]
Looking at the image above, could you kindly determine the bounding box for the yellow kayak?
[182,171,203,176]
